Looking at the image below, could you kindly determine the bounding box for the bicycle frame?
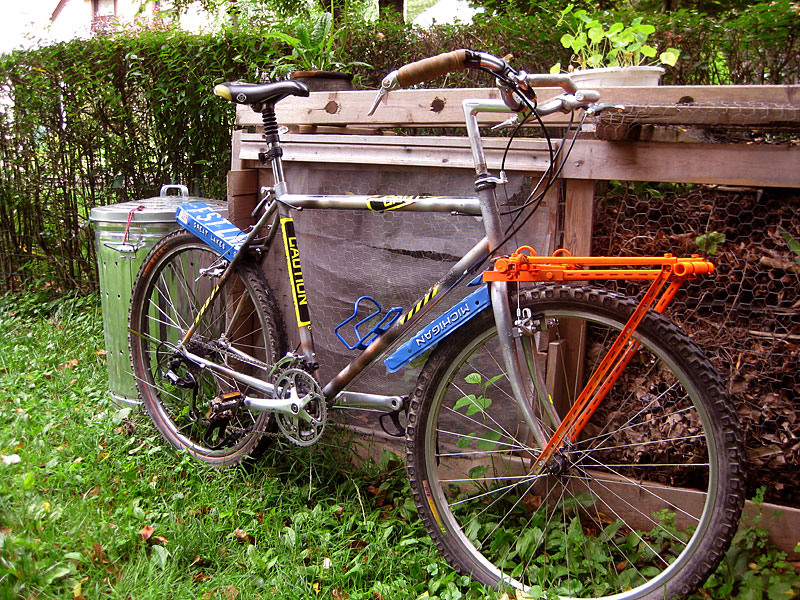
[176,97,551,440]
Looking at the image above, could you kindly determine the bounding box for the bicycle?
[128,50,745,599]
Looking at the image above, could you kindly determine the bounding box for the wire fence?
[593,184,800,506]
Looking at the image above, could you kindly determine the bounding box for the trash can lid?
[89,185,225,224]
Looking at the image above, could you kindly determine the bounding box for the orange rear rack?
[482,246,715,474]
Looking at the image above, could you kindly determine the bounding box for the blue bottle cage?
[334,296,403,351]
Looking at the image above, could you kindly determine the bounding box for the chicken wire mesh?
[592,184,800,507]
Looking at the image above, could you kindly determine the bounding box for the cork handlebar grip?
[396,50,469,87]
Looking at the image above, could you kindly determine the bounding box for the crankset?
[270,356,327,446]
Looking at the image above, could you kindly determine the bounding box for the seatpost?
[258,103,288,193]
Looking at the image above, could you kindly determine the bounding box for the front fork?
[489,282,552,450]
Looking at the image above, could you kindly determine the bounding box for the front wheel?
[129,230,286,466]
[407,284,744,599]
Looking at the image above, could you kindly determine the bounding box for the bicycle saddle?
[213,80,310,106]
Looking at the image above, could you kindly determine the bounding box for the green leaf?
[464,372,482,385]
[468,465,489,480]
[487,373,505,385]
[587,26,605,44]
[515,526,544,559]
[150,545,169,568]
[42,564,72,584]
[640,45,657,58]
[475,430,502,451]
[778,227,800,257]
[263,31,301,49]
[457,433,475,448]
[465,394,492,416]
[453,394,477,412]
[607,22,624,35]
[660,48,681,66]
[696,231,726,255]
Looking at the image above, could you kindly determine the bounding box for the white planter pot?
[569,66,665,87]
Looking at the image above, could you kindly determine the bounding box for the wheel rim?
[133,241,273,459]
[420,305,720,598]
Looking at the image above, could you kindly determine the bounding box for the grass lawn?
[1,291,797,599]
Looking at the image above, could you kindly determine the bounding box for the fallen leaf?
[322,557,332,570]
[233,528,254,544]
[152,536,169,546]
[332,588,349,600]
[58,358,79,372]
[1,454,21,466]
[96,349,107,356]
[224,585,239,599]
[140,525,155,542]
[92,543,108,564]
[192,572,210,583]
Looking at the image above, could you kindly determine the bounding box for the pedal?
[334,296,402,350]
[206,391,244,419]
[176,202,248,261]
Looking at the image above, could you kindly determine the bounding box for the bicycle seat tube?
[262,105,318,368]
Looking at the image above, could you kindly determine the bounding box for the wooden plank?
[230,129,245,171]
[237,132,558,173]
[562,140,800,187]
[563,179,594,255]
[234,85,800,128]
[227,169,258,198]
[236,133,800,187]
[559,179,594,402]
[226,169,258,228]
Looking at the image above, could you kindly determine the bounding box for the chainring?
[271,361,326,447]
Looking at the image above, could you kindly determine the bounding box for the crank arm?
[180,350,314,420]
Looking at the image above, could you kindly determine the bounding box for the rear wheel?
[129,230,286,466]
[407,284,744,599]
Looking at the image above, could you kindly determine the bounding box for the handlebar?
[396,49,471,87]
[367,49,602,117]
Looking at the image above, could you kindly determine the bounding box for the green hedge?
[344,1,800,87]
[1,2,798,290]
[0,30,283,289]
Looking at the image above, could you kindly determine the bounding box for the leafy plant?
[552,4,680,72]
[698,487,800,599]
[695,231,726,255]
[265,11,370,77]
[453,372,505,454]
[778,226,800,265]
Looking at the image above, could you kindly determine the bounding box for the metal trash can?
[90,185,226,406]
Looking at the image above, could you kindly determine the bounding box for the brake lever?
[367,70,401,116]
[491,114,521,130]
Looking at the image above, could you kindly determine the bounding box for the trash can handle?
[159,184,190,197]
